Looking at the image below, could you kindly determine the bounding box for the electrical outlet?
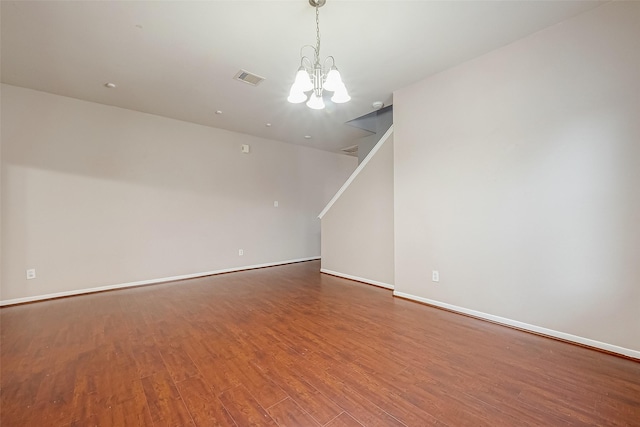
[238,249,244,256]
[432,270,439,282]
[274,201,279,208]
[26,269,37,280]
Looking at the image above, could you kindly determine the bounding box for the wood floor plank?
[218,385,277,426]
[131,343,168,379]
[196,355,243,395]
[1,260,639,427]
[253,352,343,425]
[34,365,77,405]
[226,356,288,409]
[30,398,77,426]
[395,368,527,427]
[71,393,154,427]
[177,335,220,362]
[266,397,320,427]
[110,394,155,426]
[290,356,407,427]
[159,344,200,383]
[141,371,195,426]
[325,412,364,427]
[325,364,442,426]
[175,376,237,427]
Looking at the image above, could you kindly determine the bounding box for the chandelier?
[287,0,350,110]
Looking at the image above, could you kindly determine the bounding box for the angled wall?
[394,2,640,357]
[1,84,356,303]
[320,129,394,289]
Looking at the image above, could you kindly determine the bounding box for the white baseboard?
[320,268,394,290]
[393,291,640,360]
[0,257,321,307]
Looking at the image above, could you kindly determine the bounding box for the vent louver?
[233,70,265,86]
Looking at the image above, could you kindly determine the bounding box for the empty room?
[1,1,639,426]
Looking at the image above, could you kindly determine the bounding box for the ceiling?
[1,0,605,154]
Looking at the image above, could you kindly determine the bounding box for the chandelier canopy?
[287,0,350,110]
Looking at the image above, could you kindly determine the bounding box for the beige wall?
[320,132,394,288]
[394,2,640,354]
[1,84,356,302]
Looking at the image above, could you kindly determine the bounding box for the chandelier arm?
[300,44,317,58]
[300,56,314,72]
[323,56,336,73]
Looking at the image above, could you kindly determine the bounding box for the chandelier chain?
[315,4,321,63]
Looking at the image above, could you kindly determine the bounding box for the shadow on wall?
[345,105,393,164]
[1,85,354,199]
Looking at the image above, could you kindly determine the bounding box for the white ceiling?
[1,0,605,154]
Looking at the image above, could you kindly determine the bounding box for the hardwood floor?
[1,260,639,426]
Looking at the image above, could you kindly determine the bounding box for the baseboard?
[0,257,321,307]
[320,268,394,290]
[393,291,640,361]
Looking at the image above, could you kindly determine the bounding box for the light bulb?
[306,93,325,110]
[293,67,313,92]
[287,86,307,104]
[331,83,351,104]
[323,67,342,92]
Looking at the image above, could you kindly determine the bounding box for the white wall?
[394,2,640,355]
[320,132,394,288]
[1,84,356,303]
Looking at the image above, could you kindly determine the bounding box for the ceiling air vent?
[341,144,359,156]
[233,69,265,86]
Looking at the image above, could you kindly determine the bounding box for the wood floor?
[1,260,639,426]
